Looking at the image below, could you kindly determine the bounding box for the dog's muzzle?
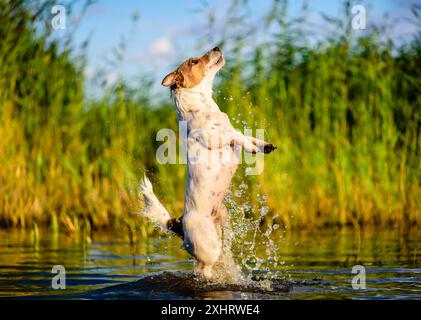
[209,47,224,67]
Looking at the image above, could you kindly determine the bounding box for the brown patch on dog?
[161,53,210,89]
[211,206,221,224]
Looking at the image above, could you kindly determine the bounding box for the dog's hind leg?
[212,204,233,248]
[195,261,213,279]
[211,205,243,282]
[212,204,228,240]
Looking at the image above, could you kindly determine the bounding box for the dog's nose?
[212,46,220,52]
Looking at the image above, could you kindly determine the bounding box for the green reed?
[0,0,419,234]
[213,0,420,228]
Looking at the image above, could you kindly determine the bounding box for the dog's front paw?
[264,144,277,154]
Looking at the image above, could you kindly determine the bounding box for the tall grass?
[0,0,419,233]
[216,1,421,227]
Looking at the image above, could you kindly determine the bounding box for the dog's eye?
[190,59,199,65]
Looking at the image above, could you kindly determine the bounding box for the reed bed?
[0,0,419,235]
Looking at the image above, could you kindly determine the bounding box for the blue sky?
[59,0,418,90]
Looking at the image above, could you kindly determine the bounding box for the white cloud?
[84,65,94,80]
[150,37,174,56]
[105,72,118,86]
[132,36,176,67]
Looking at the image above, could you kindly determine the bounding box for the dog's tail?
[139,175,172,229]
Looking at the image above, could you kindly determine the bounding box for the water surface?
[0,226,419,299]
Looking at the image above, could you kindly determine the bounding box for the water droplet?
[260,206,269,216]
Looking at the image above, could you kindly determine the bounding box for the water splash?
[131,176,290,290]
[224,184,287,282]
[80,271,292,299]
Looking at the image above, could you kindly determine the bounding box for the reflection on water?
[0,226,419,299]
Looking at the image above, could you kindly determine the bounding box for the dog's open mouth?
[214,55,224,66]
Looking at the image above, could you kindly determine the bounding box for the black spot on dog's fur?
[167,218,184,239]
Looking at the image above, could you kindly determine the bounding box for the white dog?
[140,47,276,278]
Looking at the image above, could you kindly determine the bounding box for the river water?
[0,225,419,299]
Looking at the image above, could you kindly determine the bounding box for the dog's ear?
[161,71,177,87]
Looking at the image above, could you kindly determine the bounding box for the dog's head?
[161,47,224,90]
